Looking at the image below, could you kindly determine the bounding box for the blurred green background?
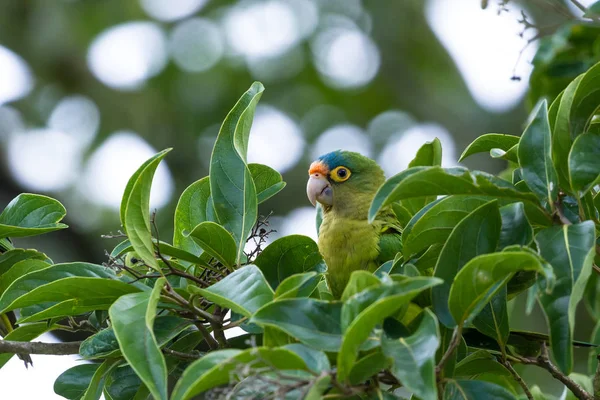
[0,0,598,395]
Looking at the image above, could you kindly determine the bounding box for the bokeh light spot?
[377,123,456,177]
[48,95,100,149]
[247,106,305,173]
[170,18,224,73]
[312,124,372,160]
[7,129,81,191]
[82,131,173,209]
[87,22,168,90]
[0,46,34,105]
[140,0,208,22]
[312,27,380,89]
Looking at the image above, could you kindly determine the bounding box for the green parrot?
[306,150,402,298]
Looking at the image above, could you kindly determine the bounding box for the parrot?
[306,150,402,298]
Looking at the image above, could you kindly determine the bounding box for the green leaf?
[255,235,325,289]
[382,309,440,400]
[249,163,286,203]
[498,202,533,249]
[402,195,491,258]
[490,145,518,163]
[341,271,381,301]
[454,350,511,378]
[54,364,100,400]
[192,265,273,317]
[472,287,509,353]
[403,138,442,214]
[449,252,547,326]
[443,379,516,399]
[568,133,600,194]
[0,262,141,316]
[111,239,206,266]
[571,61,600,136]
[121,149,172,271]
[105,366,142,400]
[251,298,343,352]
[171,347,307,400]
[337,277,442,382]
[588,319,600,374]
[305,375,332,400]
[0,194,68,238]
[173,177,211,256]
[82,359,121,400]
[584,1,600,16]
[283,343,331,373]
[369,167,541,223]
[274,272,321,299]
[518,99,558,206]
[0,259,50,295]
[553,75,582,189]
[209,82,264,264]
[186,221,236,268]
[108,278,168,400]
[432,200,501,327]
[536,221,596,373]
[348,349,392,385]
[80,316,192,359]
[0,248,48,276]
[0,321,56,368]
[459,134,520,162]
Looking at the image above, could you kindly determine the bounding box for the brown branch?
[194,321,218,350]
[0,340,82,355]
[501,359,533,400]
[516,343,592,400]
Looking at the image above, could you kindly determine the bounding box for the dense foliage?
[1,57,600,399]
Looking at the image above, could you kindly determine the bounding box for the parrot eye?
[330,166,351,182]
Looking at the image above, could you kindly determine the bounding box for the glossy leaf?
[459,134,520,162]
[402,195,490,258]
[283,343,331,373]
[274,272,321,299]
[0,262,141,315]
[498,202,533,249]
[209,82,263,264]
[449,252,546,326]
[570,61,600,136]
[82,359,120,400]
[80,316,192,359]
[518,99,558,205]
[173,177,211,255]
[443,379,516,399]
[490,145,518,163]
[171,347,307,400]
[403,138,442,214]
[432,200,501,327]
[382,309,440,400]
[254,234,325,289]
[54,364,100,400]
[193,265,273,317]
[0,248,48,276]
[186,221,236,268]
[472,286,509,353]
[105,366,142,400]
[248,163,286,203]
[553,76,582,189]
[341,270,380,301]
[111,239,206,266]
[454,350,511,378]
[337,277,442,382]
[109,278,168,400]
[251,298,343,352]
[348,350,392,385]
[369,167,540,223]
[536,221,596,373]
[121,149,172,270]
[0,259,50,295]
[0,194,68,238]
[568,133,600,194]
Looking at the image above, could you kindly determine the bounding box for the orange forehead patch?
[308,161,329,176]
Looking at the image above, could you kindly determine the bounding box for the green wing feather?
[375,210,403,266]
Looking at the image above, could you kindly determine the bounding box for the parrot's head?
[307,150,385,214]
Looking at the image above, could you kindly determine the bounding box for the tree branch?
[501,359,533,400]
[0,340,82,355]
[516,343,592,400]
[436,325,463,380]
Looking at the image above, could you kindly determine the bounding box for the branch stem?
[0,340,82,355]
[436,325,463,379]
[501,359,533,400]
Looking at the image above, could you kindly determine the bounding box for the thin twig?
[0,340,82,355]
[162,347,203,361]
[436,325,463,379]
[501,359,534,400]
[194,321,219,350]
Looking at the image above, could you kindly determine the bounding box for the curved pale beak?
[307,173,333,207]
